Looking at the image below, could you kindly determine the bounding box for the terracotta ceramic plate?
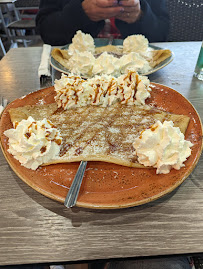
[50,38,174,77]
[0,84,202,209]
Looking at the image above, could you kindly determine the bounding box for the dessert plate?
[0,84,202,209]
[50,38,174,77]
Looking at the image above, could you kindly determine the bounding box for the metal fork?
[64,161,87,208]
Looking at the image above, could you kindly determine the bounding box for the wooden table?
[0,42,202,267]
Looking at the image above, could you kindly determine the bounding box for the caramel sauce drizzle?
[56,70,144,108]
[25,132,31,139]
[40,146,47,153]
[14,122,19,129]
[53,104,163,162]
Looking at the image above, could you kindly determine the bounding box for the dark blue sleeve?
[36,0,104,46]
[115,0,169,42]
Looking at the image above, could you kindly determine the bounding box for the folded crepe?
[95,44,123,56]
[148,49,172,67]
[51,48,71,69]
[8,102,190,168]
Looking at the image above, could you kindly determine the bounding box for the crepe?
[8,103,190,168]
[94,45,123,56]
[147,49,172,68]
[51,48,71,69]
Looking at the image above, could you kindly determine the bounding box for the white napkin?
[0,105,3,114]
[38,44,52,78]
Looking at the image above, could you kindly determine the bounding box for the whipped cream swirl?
[133,120,193,174]
[123,34,149,54]
[117,71,151,105]
[65,31,153,77]
[68,30,95,55]
[54,73,85,109]
[119,52,151,74]
[92,52,120,76]
[67,50,95,77]
[4,116,62,170]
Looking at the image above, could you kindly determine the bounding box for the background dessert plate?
[0,84,202,209]
[50,38,174,78]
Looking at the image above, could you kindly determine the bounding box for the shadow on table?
[14,170,181,228]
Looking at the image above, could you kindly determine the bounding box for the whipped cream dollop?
[54,73,85,109]
[123,34,149,54]
[67,50,95,77]
[119,52,151,74]
[82,75,118,106]
[117,71,151,105]
[65,31,153,77]
[4,116,62,170]
[133,120,193,174]
[54,70,151,109]
[93,52,120,76]
[68,30,95,55]
[66,49,150,77]
[54,73,118,108]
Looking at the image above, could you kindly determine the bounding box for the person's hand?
[82,0,124,21]
[115,0,142,24]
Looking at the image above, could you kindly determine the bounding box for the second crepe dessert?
[51,30,172,78]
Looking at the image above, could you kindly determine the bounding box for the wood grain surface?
[0,42,202,266]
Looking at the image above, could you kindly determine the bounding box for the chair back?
[5,0,41,47]
[14,0,40,9]
[166,0,203,41]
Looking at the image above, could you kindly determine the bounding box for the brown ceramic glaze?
[0,84,202,209]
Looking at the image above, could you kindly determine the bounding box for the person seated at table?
[36,0,170,46]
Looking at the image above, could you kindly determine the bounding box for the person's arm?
[115,0,169,42]
[36,0,105,45]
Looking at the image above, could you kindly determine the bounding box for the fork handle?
[64,161,87,208]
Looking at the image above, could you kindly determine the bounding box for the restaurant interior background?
[0,0,202,57]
